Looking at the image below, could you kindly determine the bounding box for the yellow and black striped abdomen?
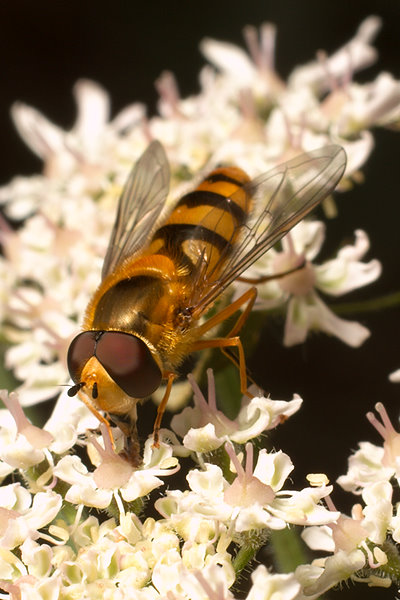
[147,166,251,275]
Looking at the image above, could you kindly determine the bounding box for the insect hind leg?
[190,287,258,396]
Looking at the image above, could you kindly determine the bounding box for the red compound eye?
[67,330,162,398]
[95,331,162,398]
[67,331,98,384]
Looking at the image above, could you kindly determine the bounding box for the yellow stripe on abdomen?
[148,166,251,273]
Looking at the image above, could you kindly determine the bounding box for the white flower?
[338,403,400,493]
[389,368,400,383]
[0,15,399,599]
[172,369,302,452]
[157,442,337,538]
[44,387,99,453]
[0,13,395,405]
[0,484,61,550]
[152,551,235,599]
[335,73,400,134]
[11,79,145,182]
[0,391,54,471]
[246,565,301,600]
[362,480,393,544]
[200,23,285,101]
[337,441,391,494]
[303,485,392,561]
[296,549,367,597]
[53,428,179,509]
[289,16,382,93]
[236,221,381,347]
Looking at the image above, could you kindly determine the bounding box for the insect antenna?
[67,381,86,397]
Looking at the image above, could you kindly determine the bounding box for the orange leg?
[190,287,258,395]
[195,287,257,338]
[151,289,257,448]
[191,335,250,395]
[152,372,176,447]
[78,390,117,451]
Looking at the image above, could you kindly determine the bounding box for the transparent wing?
[188,145,347,316]
[102,140,170,279]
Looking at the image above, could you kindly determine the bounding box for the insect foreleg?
[77,390,117,451]
[152,372,176,448]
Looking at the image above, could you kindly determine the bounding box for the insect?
[67,141,346,465]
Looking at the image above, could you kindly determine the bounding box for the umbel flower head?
[0,384,339,599]
[0,15,399,600]
[0,16,393,407]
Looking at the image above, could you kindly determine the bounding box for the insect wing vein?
[188,144,347,316]
[102,140,170,279]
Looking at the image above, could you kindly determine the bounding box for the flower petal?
[284,294,370,347]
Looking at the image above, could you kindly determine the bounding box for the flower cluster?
[1,374,400,598]
[0,16,397,405]
[0,381,338,599]
[0,15,399,600]
[296,402,400,595]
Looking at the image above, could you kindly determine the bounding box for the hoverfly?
[67,141,346,465]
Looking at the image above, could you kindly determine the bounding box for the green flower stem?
[331,290,400,315]
[269,527,309,573]
[57,500,85,528]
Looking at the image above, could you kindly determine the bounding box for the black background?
[0,1,399,597]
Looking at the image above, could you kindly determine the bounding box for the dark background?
[0,1,399,597]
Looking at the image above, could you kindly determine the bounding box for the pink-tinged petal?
[337,228,370,260]
[315,231,381,296]
[283,221,326,262]
[389,368,400,383]
[72,79,110,144]
[89,426,133,490]
[302,525,335,552]
[200,38,256,84]
[247,567,301,600]
[284,294,370,347]
[289,16,381,93]
[340,73,400,132]
[297,549,366,597]
[366,403,400,473]
[11,103,65,160]
[111,103,146,134]
[339,131,374,174]
[0,390,54,449]
[318,257,381,296]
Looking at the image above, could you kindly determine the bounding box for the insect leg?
[191,335,250,395]
[194,287,257,338]
[152,372,176,448]
[190,287,258,395]
[107,410,142,467]
[78,390,117,451]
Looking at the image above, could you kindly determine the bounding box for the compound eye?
[95,332,162,398]
[67,331,98,383]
